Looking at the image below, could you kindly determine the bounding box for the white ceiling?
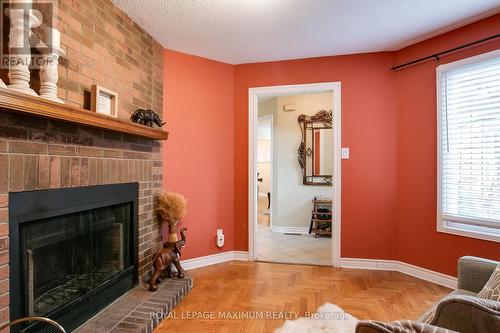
[112,0,500,65]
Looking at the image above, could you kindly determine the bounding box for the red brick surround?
[0,0,165,327]
[0,0,164,119]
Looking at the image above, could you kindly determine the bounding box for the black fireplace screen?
[10,183,138,333]
[21,203,132,317]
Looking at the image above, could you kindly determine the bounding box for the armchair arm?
[428,295,500,333]
[356,320,456,333]
[457,256,498,293]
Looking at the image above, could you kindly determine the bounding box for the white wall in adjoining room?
[273,92,333,229]
[257,98,276,197]
[257,119,272,195]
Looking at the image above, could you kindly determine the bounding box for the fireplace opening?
[23,202,132,316]
[9,183,138,333]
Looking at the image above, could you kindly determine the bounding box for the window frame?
[436,49,500,243]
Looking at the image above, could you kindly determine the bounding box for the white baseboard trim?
[271,226,309,234]
[181,251,249,271]
[179,253,456,289]
[340,258,457,289]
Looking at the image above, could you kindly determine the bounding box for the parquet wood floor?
[154,261,451,333]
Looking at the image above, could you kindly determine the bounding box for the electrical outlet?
[217,228,224,247]
[341,148,350,159]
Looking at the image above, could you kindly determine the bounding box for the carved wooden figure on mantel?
[131,108,165,128]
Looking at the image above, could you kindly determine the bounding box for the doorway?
[248,82,342,267]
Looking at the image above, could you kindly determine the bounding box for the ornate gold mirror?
[298,110,333,186]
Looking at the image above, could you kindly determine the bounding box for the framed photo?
[91,85,118,117]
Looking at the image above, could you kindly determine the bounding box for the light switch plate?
[341,148,350,159]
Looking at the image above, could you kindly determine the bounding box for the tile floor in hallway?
[256,224,332,265]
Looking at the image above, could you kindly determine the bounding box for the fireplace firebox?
[9,183,139,333]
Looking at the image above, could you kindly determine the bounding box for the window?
[437,49,500,242]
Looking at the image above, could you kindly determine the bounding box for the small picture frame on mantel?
[91,84,118,118]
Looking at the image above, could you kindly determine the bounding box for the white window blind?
[437,50,500,240]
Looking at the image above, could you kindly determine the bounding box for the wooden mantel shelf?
[0,88,169,140]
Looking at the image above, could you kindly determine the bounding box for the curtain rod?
[390,33,500,71]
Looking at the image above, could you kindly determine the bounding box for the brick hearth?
[75,278,193,333]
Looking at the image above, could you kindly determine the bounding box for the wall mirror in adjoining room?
[298,110,333,185]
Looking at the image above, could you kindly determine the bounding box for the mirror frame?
[297,110,333,186]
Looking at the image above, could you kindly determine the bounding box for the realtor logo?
[0,0,59,69]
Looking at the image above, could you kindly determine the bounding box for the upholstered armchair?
[356,256,500,333]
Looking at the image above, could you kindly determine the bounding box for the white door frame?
[248,82,342,267]
[257,113,274,227]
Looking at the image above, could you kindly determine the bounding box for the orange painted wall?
[394,14,500,275]
[163,14,500,272]
[163,49,235,259]
[233,53,399,259]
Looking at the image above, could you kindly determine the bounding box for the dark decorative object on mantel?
[131,108,166,128]
[149,228,187,292]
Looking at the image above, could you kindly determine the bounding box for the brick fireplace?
[0,0,170,330]
[0,111,166,326]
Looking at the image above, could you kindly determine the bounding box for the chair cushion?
[478,263,500,301]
